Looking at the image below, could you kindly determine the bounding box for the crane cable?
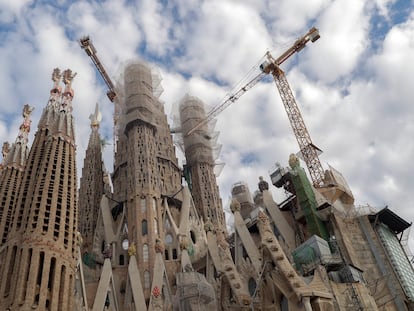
[185,53,268,137]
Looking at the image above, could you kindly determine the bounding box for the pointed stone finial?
[51,68,62,94]
[62,69,77,87]
[58,69,77,112]
[2,142,10,159]
[52,68,61,83]
[62,69,77,99]
[16,104,34,144]
[89,103,102,128]
[0,142,8,170]
[22,104,34,119]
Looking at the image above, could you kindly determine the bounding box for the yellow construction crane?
[186,27,324,187]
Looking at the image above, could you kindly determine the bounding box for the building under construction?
[0,29,414,310]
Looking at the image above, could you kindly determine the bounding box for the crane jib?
[174,27,324,188]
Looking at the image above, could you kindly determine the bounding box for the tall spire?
[17,104,34,143]
[0,142,10,173]
[89,102,102,128]
[61,69,76,111]
[0,68,79,311]
[179,95,226,232]
[9,104,33,166]
[0,104,34,246]
[111,61,183,302]
[79,103,105,253]
[52,68,61,89]
[50,68,62,109]
[56,69,77,139]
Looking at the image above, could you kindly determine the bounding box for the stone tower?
[0,104,33,247]
[75,61,216,310]
[78,103,105,253]
[179,95,226,231]
[112,61,183,300]
[0,68,79,311]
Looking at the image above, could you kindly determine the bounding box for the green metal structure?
[288,154,329,241]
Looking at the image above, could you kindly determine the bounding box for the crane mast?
[270,65,324,187]
[260,27,324,187]
[186,27,324,187]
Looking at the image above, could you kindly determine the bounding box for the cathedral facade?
[0,63,413,311]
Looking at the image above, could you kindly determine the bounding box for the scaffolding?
[113,60,165,140]
[174,95,223,169]
[174,271,216,310]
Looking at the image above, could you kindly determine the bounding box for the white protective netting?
[172,94,224,173]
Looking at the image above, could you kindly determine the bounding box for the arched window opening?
[152,198,157,215]
[142,220,148,236]
[144,270,150,289]
[143,244,149,262]
[101,240,106,252]
[165,234,173,245]
[141,197,146,213]
[120,280,126,294]
[190,230,196,244]
[248,277,256,296]
[154,219,158,235]
[280,295,289,311]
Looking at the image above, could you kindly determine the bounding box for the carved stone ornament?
[258,176,269,192]
[258,210,270,225]
[128,243,136,257]
[52,68,61,83]
[155,238,164,253]
[2,142,10,158]
[230,198,241,213]
[204,218,214,233]
[179,236,190,251]
[152,286,161,298]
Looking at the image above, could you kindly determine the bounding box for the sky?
[0,0,413,251]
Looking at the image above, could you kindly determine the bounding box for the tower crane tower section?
[260,28,324,188]
[186,27,325,188]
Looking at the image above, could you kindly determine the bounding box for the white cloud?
[264,0,332,35]
[67,0,142,70]
[370,0,397,19]
[173,0,271,84]
[0,0,32,23]
[367,12,414,110]
[305,0,370,82]
[0,0,413,252]
[137,0,175,56]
